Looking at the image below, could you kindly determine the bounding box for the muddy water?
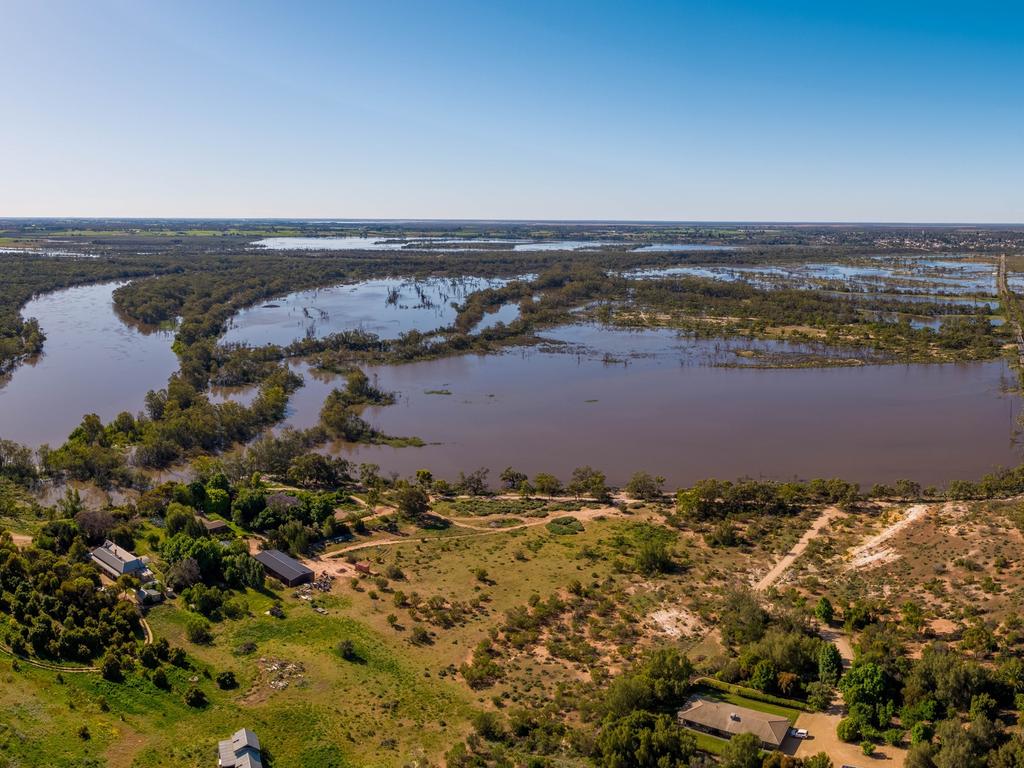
[2,281,1020,489]
[0,282,178,447]
[326,325,1021,488]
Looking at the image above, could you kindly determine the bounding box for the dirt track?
[301,504,623,579]
[754,506,841,592]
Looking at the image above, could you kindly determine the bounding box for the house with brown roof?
[677,695,790,750]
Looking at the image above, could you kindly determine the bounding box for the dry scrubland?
[0,492,834,768]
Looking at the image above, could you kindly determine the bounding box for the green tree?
[185,614,212,644]
[533,473,563,496]
[625,471,665,501]
[499,466,528,490]
[749,659,777,692]
[720,732,761,768]
[597,711,696,768]
[183,686,207,708]
[815,596,835,625]
[395,483,430,520]
[839,662,887,710]
[803,753,833,768]
[203,486,230,517]
[818,643,843,686]
[567,465,609,500]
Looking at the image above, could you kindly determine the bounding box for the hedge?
[695,676,815,713]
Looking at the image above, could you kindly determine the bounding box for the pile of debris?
[311,572,334,591]
[294,572,335,600]
[258,656,306,691]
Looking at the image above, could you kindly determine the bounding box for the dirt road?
[301,505,623,579]
[755,506,841,592]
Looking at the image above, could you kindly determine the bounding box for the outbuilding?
[254,548,314,587]
[218,727,262,768]
[200,516,231,536]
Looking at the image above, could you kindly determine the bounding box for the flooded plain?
[220,276,522,347]
[332,326,1021,488]
[253,236,736,253]
[1,262,1020,490]
[222,323,1021,488]
[0,282,178,446]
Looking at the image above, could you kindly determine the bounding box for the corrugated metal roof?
[254,549,313,582]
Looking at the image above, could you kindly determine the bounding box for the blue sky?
[1,1,1021,222]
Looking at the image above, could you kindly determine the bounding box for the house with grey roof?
[677,695,791,750]
[218,727,262,768]
[254,548,314,587]
[90,540,147,580]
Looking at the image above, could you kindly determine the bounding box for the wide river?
[0,282,1020,488]
[0,282,178,447]
[332,329,1022,488]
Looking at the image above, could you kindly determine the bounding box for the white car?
[789,727,809,739]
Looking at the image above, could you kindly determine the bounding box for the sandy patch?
[846,504,930,570]
[755,506,842,591]
[649,606,703,638]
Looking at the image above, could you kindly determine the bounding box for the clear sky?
[1,1,1021,222]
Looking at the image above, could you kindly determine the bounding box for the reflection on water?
[220,276,523,347]
[0,283,179,447]
[626,256,998,296]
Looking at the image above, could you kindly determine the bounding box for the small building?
[254,548,314,587]
[135,588,164,605]
[677,695,790,750]
[91,540,147,580]
[218,727,262,768]
[265,492,301,513]
[200,516,231,536]
[354,561,373,575]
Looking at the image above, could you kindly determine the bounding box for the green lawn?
[692,684,802,724]
[689,729,729,755]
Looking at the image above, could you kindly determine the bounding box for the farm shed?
[254,548,314,587]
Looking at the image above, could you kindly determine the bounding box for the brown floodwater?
[3,280,1020,490]
[320,325,1022,488]
[0,282,179,447]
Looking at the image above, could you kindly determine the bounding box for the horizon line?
[3,216,1024,228]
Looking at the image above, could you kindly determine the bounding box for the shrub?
[336,639,359,661]
[806,681,834,712]
[184,686,207,708]
[216,670,238,689]
[546,516,584,535]
[837,717,861,743]
[100,652,122,682]
[185,614,213,645]
[471,710,506,741]
[151,667,169,689]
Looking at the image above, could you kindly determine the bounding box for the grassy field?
[1,510,702,767]
[0,493,864,767]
